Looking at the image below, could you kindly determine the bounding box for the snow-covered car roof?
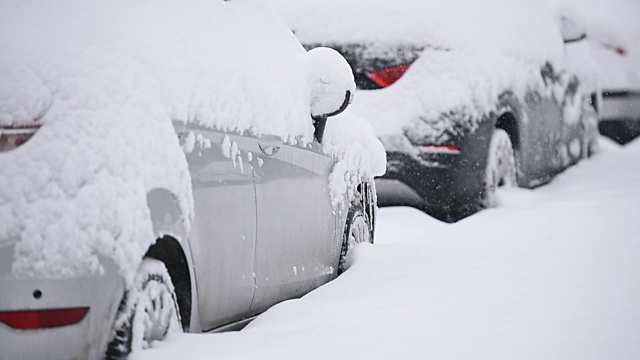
[0,0,385,282]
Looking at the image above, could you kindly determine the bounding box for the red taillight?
[419,145,461,155]
[603,43,627,56]
[0,307,89,330]
[367,64,411,88]
[0,126,40,153]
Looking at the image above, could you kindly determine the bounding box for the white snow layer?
[323,112,387,208]
[269,0,599,145]
[133,137,640,360]
[0,0,384,282]
[550,0,640,89]
[306,47,357,117]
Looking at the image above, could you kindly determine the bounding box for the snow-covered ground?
[134,137,640,360]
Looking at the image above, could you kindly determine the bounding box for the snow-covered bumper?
[0,244,124,360]
[598,90,640,144]
[376,124,491,222]
[377,151,485,222]
[599,90,640,122]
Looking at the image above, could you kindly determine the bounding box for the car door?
[520,87,565,184]
[179,124,258,331]
[560,32,594,165]
[249,135,339,314]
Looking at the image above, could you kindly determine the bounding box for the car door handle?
[258,135,282,156]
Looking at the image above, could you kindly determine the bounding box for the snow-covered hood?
[0,0,383,282]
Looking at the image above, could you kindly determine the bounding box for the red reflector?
[0,307,89,330]
[0,126,40,153]
[603,43,627,57]
[367,64,411,88]
[419,145,461,154]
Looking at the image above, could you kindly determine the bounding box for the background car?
[553,0,640,144]
[270,0,600,222]
[0,1,385,359]
[595,40,640,144]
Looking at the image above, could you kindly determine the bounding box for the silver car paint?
[0,254,123,360]
[600,94,640,122]
[172,123,350,332]
[180,126,259,331]
[250,139,339,314]
[0,116,357,358]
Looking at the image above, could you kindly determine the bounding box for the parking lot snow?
[134,137,640,360]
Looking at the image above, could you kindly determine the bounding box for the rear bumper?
[377,149,486,222]
[598,91,640,144]
[0,257,124,360]
[599,90,640,122]
[375,178,426,209]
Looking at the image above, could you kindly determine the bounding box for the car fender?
[145,188,200,332]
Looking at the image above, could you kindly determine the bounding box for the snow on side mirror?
[307,47,356,143]
[560,16,587,44]
[307,47,355,119]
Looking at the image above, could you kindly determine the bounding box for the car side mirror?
[312,90,353,144]
[560,16,587,44]
[306,47,356,143]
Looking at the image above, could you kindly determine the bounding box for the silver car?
[0,123,376,359]
[0,3,376,360]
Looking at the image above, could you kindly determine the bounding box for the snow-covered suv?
[270,0,599,222]
[0,1,385,358]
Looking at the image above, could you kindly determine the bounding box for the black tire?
[106,258,182,360]
[338,202,373,274]
[481,128,517,208]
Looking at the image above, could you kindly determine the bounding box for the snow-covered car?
[595,40,640,144]
[0,1,385,359]
[549,0,640,144]
[270,0,600,222]
[580,10,640,144]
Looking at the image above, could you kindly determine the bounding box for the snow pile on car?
[0,0,384,282]
[550,0,640,89]
[323,112,387,208]
[306,47,357,117]
[269,0,597,145]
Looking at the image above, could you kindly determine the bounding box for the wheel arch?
[495,111,520,152]
[144,236,192,331]
[145,188,196,332]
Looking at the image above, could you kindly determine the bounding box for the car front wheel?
[106,258,182,360]
[338,202,373,274]
[482,128,517,208]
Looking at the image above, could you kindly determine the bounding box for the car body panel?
[600,91,640,122]
[250,141,338,313]
[0,256,123,360]
[181,127,259,331]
